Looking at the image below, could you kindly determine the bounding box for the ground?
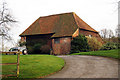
[47,55,118,78]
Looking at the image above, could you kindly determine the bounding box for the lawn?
[71,49,120,59]
[1,55,65,78]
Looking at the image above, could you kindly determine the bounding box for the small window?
[89,35,92,37]
[63,38,68,43]
[54,38,60,44]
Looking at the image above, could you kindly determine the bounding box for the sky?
[0,0,119,50]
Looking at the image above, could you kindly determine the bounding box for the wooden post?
[17,51,20,78]
[2,51,21,78]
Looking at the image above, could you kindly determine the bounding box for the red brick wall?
[80,29,104,44]
[52,39,61,54]
[52,37,71,55]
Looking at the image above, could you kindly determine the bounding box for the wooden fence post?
[2,51,21,78]
[17,51,20,78]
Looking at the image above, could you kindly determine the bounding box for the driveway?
[47,55,119,78]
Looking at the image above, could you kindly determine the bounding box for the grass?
[71,49,120,59]
[2,55,65,78]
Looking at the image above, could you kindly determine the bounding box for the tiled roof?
[20,12,98,37]
[73,13,98,32]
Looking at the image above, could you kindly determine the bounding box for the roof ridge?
[72,12,79,29]
[39,12,74,18]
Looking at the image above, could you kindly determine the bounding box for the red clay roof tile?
[20,12,98,37]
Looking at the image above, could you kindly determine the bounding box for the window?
[54,38,60,44]
[89,35,92,37]
[63,38,68,43]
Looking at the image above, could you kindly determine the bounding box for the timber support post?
[17,51,20,78]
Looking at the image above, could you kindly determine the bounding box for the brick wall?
[52,37,71,55]
[80,29,104,44]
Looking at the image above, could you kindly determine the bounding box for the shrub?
[27,46,34,54]
[86,36,102,51]
[40,45,51,54]
[71,34,89,53]
[114,43,120,49]
[100,42,117,50]
[28,44,51,54]
[33,43,43,54]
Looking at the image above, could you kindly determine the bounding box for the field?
[2,55,65,78]
[71,49,119,59]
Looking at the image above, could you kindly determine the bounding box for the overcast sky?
[0,0,119,49]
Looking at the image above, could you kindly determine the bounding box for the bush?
[114,43,120,49]
[86,37,102,51]
[40,45,51,54]
[33,43,43,54]
[71,34,89,53]
[27,46,34,54]
[100,42,117,50]
[27,44,51,54]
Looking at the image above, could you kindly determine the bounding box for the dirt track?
[47,55,118,78]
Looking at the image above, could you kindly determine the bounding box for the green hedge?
[100,42,119,50]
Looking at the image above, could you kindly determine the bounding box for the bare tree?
[0,2,17,51]
[99,28,115,43]
[99,29,108,39]
[108,29,114,39]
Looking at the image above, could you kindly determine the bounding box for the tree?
[108,29,114,39]
[0,2,17,51]
[99,29,108,39]
[99,29,114,42]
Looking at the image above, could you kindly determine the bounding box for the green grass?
[2,55,65,78]
[71,49,120,59]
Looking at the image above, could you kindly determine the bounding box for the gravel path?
[47,55,119,78]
